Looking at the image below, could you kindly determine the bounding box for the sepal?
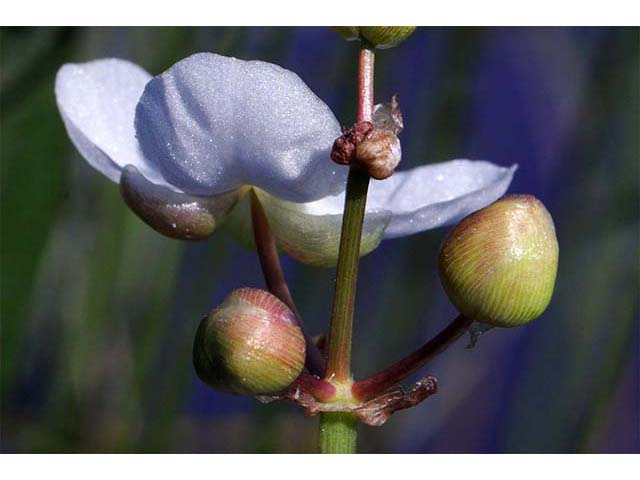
[256,189,391,267]
[120,165,240,240]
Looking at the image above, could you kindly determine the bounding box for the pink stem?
[357,45,375,123]
[351,315,472,401]
[250,190,326,376]
[293,373,337,403]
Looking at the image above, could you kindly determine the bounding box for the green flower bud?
[331,26,360,41]
[360,26,417,49]
[193,288,306,395]
[331,26,416,49]
[438,195,559,327]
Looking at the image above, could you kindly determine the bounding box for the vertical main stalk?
[320,44,375,454]
[324,45,375,382]
[324,168,370,381]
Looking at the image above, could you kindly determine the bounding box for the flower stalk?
[320,43,375,454]
[250,190,326,376]
[325,44,375,382]
[293,373,338,403]
[323,169,370,381]
[351,314,472,401]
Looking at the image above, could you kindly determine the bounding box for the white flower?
[55,52,516,265]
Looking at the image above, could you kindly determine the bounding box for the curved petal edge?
[135,52,346,201]
[366,160,518,239]
[256,190,391,267]
[55,58,169,187]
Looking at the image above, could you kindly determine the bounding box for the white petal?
[55,58,169,186]
[256,190,391,267]
[367,160,517,239]
[135,53,346,202]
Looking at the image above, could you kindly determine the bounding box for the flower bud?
[193,288,306,395]
[360,27,417,49]
[331,26,360,42]
[354,129,401,180]
[331,26,416,49]
[438,195,559,327]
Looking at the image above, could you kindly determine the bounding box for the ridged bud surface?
[331,26,360,41]
[193,288,306,395]
[331,26,416,49]
[360,27,417,49]
[438,195,559,327]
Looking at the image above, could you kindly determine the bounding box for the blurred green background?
[1,27,638,453]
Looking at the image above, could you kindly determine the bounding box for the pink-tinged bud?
[193,288,306,395]
[438,195,559,327]
[355,129,402,180]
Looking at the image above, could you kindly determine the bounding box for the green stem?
[320,44,375,454]
[324,168,370,381]
[319,412,357,454]
[324,44,375,382]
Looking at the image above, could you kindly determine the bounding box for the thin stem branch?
[293,373,337,403]
[351,314,472,401]
[250,190,326,376]
[324,44,375,383]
